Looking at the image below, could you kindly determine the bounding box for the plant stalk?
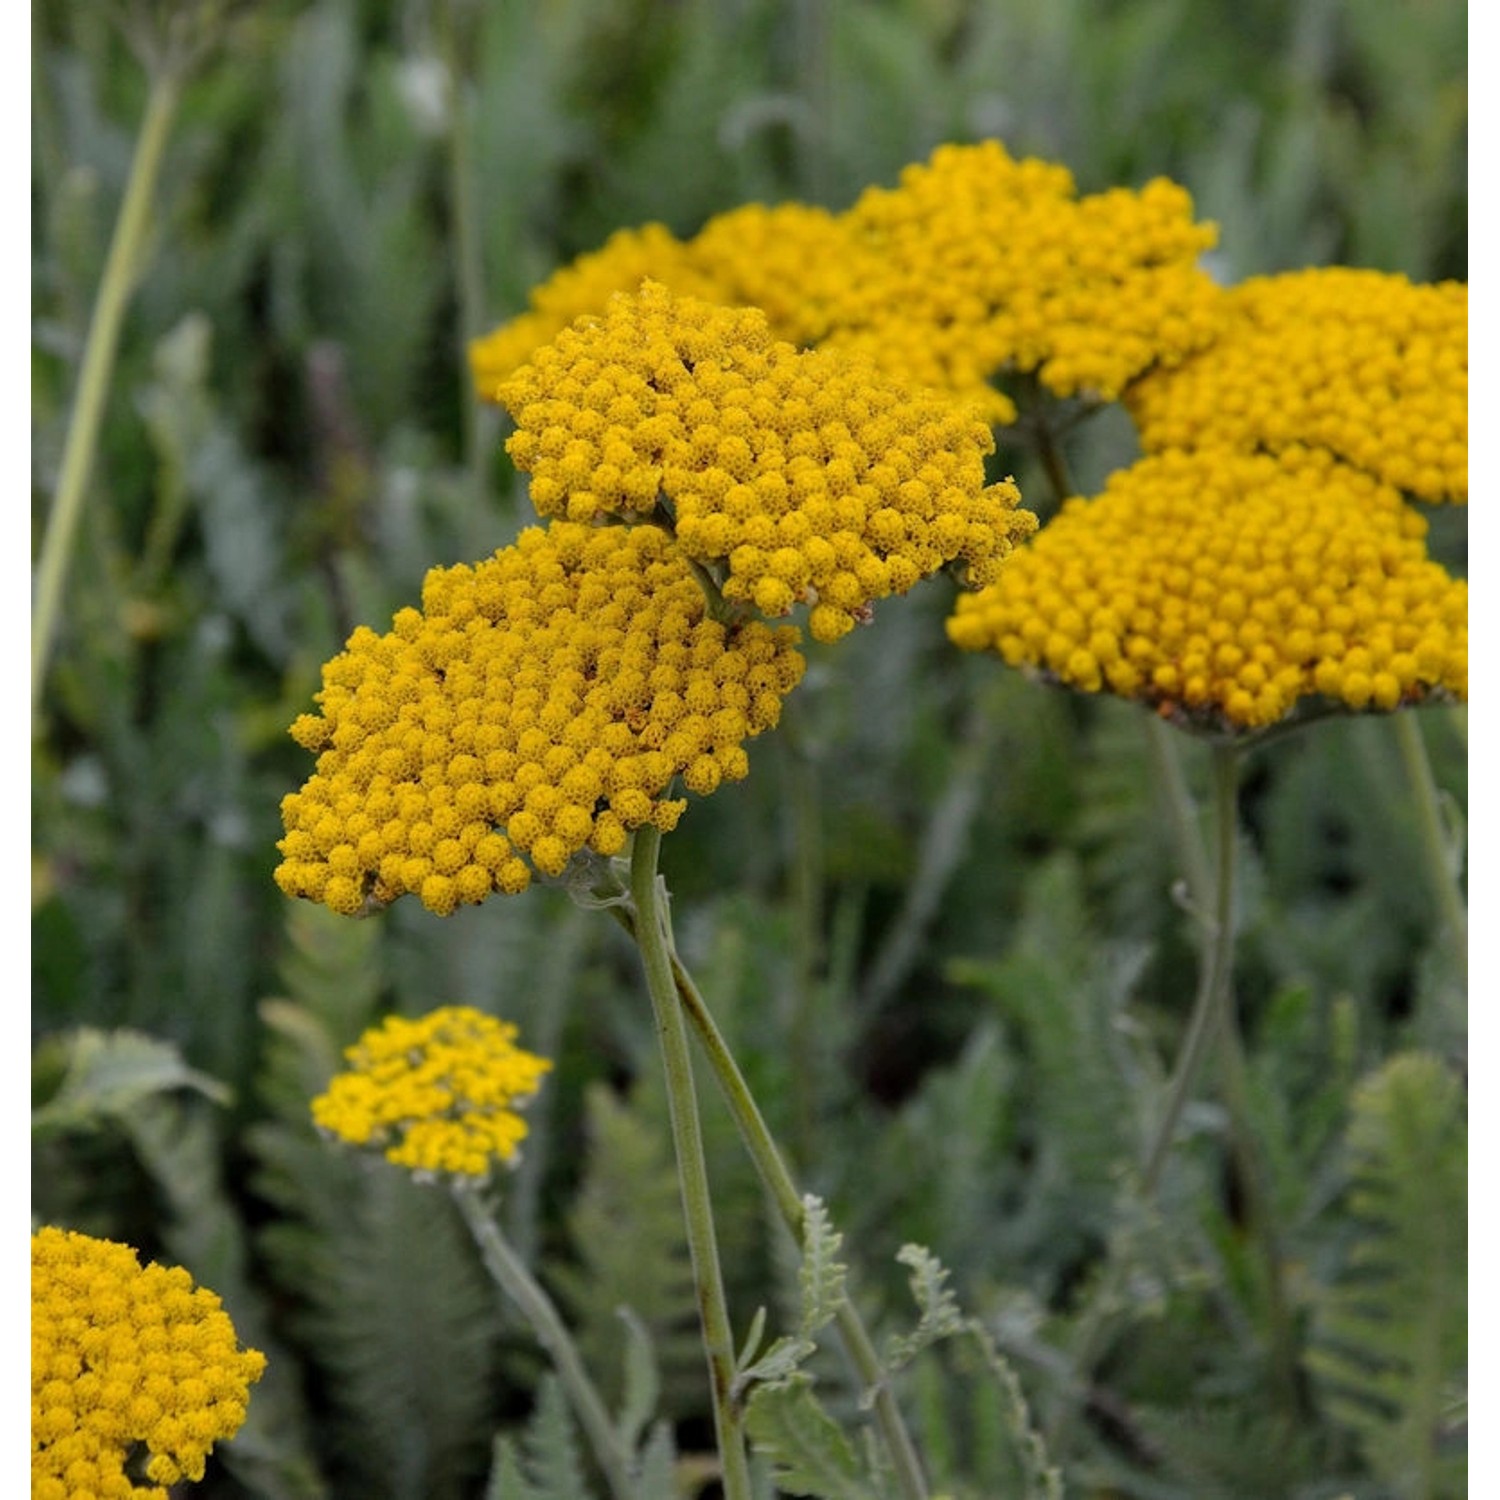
[1392,709,1467,985]
[452,1183,634,1500]
[33,66,182,724]
[606,900,931,1500]
[629,826,753,1500]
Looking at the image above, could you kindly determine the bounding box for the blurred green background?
[32,2,1467,1497]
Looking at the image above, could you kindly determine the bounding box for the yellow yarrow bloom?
[311,1007,551,1179]
[1127,267,1468,503]
[824,140,1224,421]
[32,1227,265,1499]
[947,447,1466,732]
[499,280,1034,643]
[275,519,805,916]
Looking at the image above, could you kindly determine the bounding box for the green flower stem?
[1049,740,1243,1452]
[452,1183,634,1500]
[605,899,931,1500]
[667,948,932,1500]
[1139,740,1241,1193]
[629,826,754,1500]
[32,65,182,724]
[1392,709,1467,985]
[1144,723,1300,1411]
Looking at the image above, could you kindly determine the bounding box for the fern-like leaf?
[1305,1052,1466,1499]
[744,1375,873,1499]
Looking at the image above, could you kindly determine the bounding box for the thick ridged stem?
[452,1184,633,1500]
[33,67,181,724]
[629,827,753,1500]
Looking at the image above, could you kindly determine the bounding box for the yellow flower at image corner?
[311,1006,552,1180]
[947,446,1466,733]
[275,519,806,917]
[823,139,1226,420]
[32,1226,265,1500]
[498,280,1035,643]
[1127,267,1468,504]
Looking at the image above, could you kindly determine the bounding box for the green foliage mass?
[32,0,1465,1496]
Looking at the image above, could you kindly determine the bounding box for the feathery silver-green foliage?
[1306,1053,1466,1498]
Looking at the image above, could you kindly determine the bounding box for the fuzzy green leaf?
[32,1027,230,1136]
[744,1375,871,1499]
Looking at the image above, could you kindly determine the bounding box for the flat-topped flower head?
[1127,268,1468,504]
[499,280,1034,642]
[32,1227,265,1499]
[826,141,1224,420]
[947,447,1466,733]
[275,520,805,916]
[311,1007,552,1180]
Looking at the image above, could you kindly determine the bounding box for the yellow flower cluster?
[1127,268,1468,503]
[32,1227,265,1499]
[311,1006,552,1178]
[470,141,1222,425]
[947,447,1467,731]
[498,281,1034,642]
[825,141,1224,420]
[275,519,805,915]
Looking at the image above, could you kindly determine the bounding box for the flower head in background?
[826,141,1224,421]
[311,1007,552,1180]
[1127,268,1468,504]
[276,519,805,915]
[32,1227,265,1499]
[499,281,1033,642]
[469,141,1221,427]
[947,447,1466,733]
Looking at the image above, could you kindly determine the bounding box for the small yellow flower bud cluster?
[827,141,1224,420]
[469,141,1222,424]
[32,1227,266,1499]
[275,518,805,914]
[311,1006,552,1179]
[1127,268,1468,503]
[499,281,1034,643]
[947,447,1466,732]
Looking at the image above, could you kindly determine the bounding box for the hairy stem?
[629,826,753,1500]
[33,65,182,724]
[452,1183,634,1500]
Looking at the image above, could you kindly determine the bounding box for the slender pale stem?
[629,827,753,1500]
[1392,710,1467,985]
[668,950,932,1500]
[32,66,182,724]
[1049,741,1243,1450]
[605,901,931,1499]
[452,1183,634,1500]
[1140,742,1241,1193]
